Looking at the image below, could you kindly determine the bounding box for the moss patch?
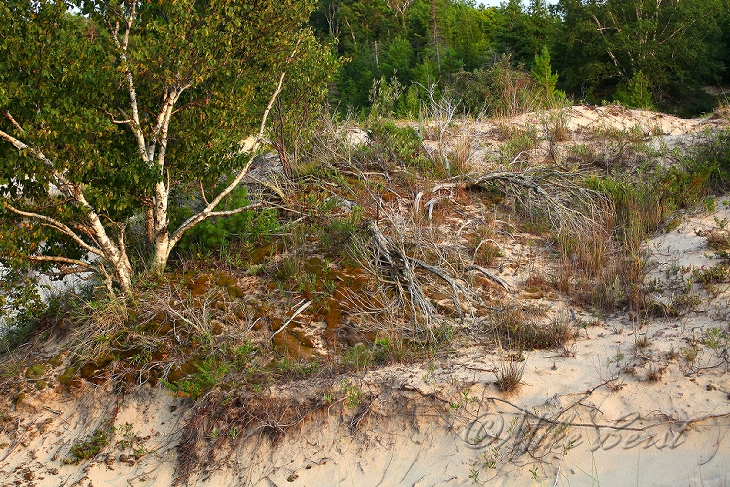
[24,363,47,380]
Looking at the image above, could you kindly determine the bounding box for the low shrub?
[64,424,114,464]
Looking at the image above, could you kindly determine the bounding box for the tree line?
[311,0,730,115]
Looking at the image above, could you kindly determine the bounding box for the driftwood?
[432,166,610,235]
[368,220,476,325]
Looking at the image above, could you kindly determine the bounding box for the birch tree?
[0,0,327,301]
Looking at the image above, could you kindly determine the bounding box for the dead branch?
[410,255,473,313]
[271,300,311,339]
[368,220,476,324]
[433,167,610,235]
[465,264,513,292]
[368,220,437,327]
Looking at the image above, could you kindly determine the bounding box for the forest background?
[310,0,730,117]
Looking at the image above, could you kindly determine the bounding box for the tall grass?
[557,129,730,313]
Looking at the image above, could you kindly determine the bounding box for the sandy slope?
[2,107,730,487]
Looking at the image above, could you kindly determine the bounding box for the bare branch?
[207,203,263,218]
[591,13,626,76]
[3,111,24,133]
[109,1,148,162]
[28,255,96,273]
[433,168,609,235]
[368,220,438,326]
[199,181,210,206]
[0,128,51,164]
[465,264,513,293]
[100,107,133,125]
[271,300,312,339]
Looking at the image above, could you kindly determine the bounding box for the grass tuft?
[494,358,526,394]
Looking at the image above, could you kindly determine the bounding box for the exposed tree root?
[367,220,476,328]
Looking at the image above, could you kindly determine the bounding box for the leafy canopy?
[0,0,332,317]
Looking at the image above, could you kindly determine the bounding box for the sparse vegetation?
[494,358,526,394]
[64,424,114,464]
[0,13,729,479]
[488,307,576,351]
[162,357,230,399]
[0,1,730,485]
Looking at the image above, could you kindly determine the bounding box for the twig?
[270,301,311,339]
[465,264,513,292]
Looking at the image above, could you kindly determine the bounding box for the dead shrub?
[705,229,730,253]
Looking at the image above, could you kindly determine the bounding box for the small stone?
[287,473,299,482]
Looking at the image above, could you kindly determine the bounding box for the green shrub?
[368,75,405,121]
[162,356,229,399]
[614,71,653,110]
[531,47,567,109]
[64,424,113,464]
[344,338,392,372]
[692,264,730,285]
[445,56,538,117]
[361,121,427,172]
[319,206,364,258]
[171,186,279,258]
[693,129,730,191]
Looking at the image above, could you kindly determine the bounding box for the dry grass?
[487,307,576,351]
[646,365,664,382]
[494,358,526,394]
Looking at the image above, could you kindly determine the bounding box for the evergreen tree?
[531,46,565,107]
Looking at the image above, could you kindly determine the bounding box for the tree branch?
[465,264,513,292]
[100,107,133,125]
[109,1,148,163]
[207,203,263,218]
[3,202,103,258]
[3,111,25,133]
[0,126,127,276]
[0,128,73,197]
[27,255,97,274]
[168,53,295,248]
[0,128,50,162]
